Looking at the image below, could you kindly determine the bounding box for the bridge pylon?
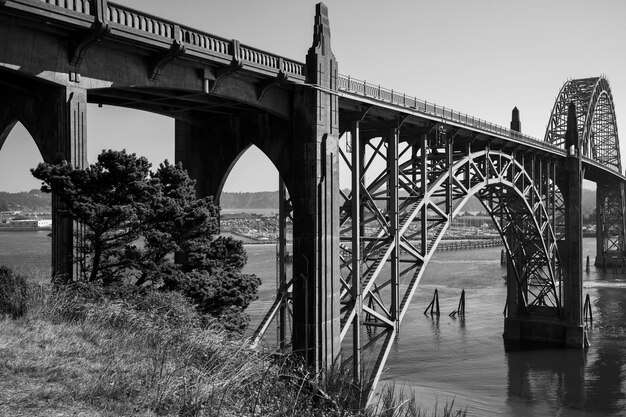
[503,103,585,348]
[0,70,87,282]
[289,2,342,373]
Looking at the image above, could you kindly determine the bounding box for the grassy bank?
[0,271,467,416]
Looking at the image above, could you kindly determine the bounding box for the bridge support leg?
[52,86,88,282]
[504,103,584,348]
[594,181,626,267]
[0,71,87,282]
[560,151,585,347]
[290,3,341,373]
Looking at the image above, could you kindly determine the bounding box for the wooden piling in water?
[450,289,466,317]
[424,288,440,316]
[586,255,589,273]
[584,293,593,323]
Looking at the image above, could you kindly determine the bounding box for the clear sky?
[1,0,625,193]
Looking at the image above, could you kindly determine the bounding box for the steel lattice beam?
[545,76,625,266]
[336,127,565,395]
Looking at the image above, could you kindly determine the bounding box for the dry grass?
[0,275,467,417]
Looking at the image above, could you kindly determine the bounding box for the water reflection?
[506,347,586,416]
[584,287,626,415]
[505,283,626,416]
[429,314,442,348]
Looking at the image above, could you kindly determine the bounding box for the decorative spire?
[510,106,521,132]
[565,102,578,151]
[306,3,336,84]
[311,3,330,53]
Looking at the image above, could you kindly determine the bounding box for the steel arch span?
[253,125,569,395]
[545,76,626,265]
[335,128,566,392]
[545,76,621,169]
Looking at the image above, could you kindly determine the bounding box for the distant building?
[0,219,52,230]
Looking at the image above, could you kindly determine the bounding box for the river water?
[2,232,625,416]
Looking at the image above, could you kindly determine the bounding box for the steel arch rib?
[341,149,563,396]
[394,151,561,322]
[545,76,625,263]
[545,76,622,171]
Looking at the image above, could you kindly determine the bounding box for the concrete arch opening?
[0,121,45,193]
[219,144,293,347]
[0,121,51,275]
[87,104,173,167]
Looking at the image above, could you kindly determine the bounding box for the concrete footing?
[595,253,626,268]
[503,317,586,349]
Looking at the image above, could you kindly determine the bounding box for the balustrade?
[37,0,91,14]
[337,74,561,153]
[11,1,593,157]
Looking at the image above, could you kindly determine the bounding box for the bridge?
[1,0,624,397]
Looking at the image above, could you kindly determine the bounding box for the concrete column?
[291,3,341,372]
[563,103,583,329]
[504,104,584,348]
[595,185,606,267]
[505,108,522,323]
[51,86,88,282]
[0,71,87,282]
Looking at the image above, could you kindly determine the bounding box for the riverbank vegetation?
[0,268,467,416]
[0,150,468,415]
[31,150,260,331]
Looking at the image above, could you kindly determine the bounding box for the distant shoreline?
[0,227,51,232]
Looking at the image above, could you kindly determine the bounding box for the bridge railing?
[22,1,305,80]
[338,75,561,152]
[36,0,92,14]
[104,2,305,79]
[106,3,175,38]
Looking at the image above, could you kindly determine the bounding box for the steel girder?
[337,124,565,395]
[251,180,293,349]
[545,77,621,169]
[545,76,625,263]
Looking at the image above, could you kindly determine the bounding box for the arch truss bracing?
[252,123,567,395]
[333,123,566,393]
[545,76,625,264]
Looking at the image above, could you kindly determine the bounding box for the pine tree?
[32,150,259,330]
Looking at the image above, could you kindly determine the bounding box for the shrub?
[162,269,261,332]
[32,151,260,333]
[0,265,29,318]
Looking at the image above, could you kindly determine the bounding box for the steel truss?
[336,122,565,393]
[252,180,293,350]
[545,76,625,263]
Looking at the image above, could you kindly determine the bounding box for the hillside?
[0,188,598,213]
[219,191,278,209]
[0,190,51,212]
